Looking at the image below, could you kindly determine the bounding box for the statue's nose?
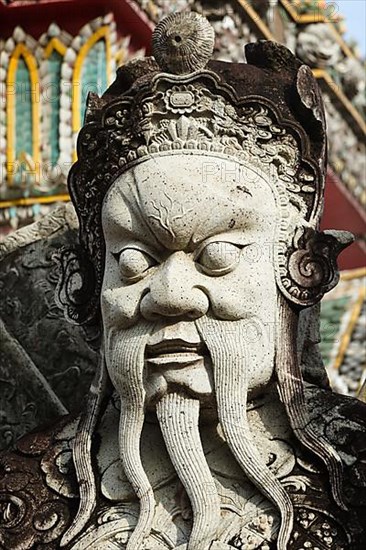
[140,252,209,321]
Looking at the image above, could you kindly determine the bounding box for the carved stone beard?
[103,315,298,550]
[104,322,155,550]
[105,321,221,550]
[156,393,221,550]
[63,303,346,550]
[196,317,294,550]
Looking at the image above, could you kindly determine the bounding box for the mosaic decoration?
[48,50,64,167]
[80,38,107,126]
[4,28,39,190]
[37,22,72,183]
[14,59,33,175]
[0,14,127,229]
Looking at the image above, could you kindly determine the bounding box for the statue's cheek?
[205,285,250,320]
[204,268,276,321]
[101,284,146,329]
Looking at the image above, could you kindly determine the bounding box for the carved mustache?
[146,339,205,356]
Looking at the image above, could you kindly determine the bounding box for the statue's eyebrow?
[191,206,267,246]
[103,184,162,251]
[121,180,163,248]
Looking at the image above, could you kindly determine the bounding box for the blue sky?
[336,0,366,57]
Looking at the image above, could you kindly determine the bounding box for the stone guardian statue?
[0,11,365,550]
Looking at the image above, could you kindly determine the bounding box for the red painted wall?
[0,0,153,51]
[322,169,366,270]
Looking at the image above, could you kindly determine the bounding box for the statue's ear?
[53,246,100,325]
[281,227,354,307]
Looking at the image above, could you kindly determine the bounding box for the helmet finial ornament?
[152,12,215,74]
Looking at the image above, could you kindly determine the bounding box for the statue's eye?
[196,241,242,276]
[114,248,157,282]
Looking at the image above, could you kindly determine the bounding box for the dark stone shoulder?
[0,415,79,549]
[305,384,366,508]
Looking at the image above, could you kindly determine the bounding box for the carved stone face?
[99,155,301,549]
[101,154,278,405]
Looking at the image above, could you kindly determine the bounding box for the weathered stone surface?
[0,205,99,450]
[0,11,365,550]
[296,23,342,69]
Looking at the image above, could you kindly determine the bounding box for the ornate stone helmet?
[59,11,352,325]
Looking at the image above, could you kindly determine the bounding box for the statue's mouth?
[144,333,213,402]
[146,339,206,366]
